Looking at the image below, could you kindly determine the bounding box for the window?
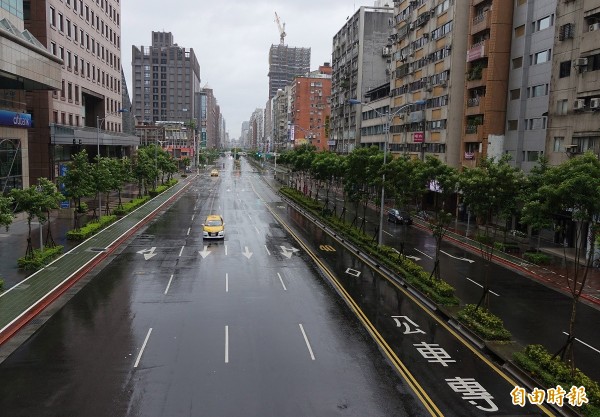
[531,49,551,65]
[528,84,548,97]
[552,137,564,153]
[66,51,71,69]
[513,57,523,69]
[525,117,547,130]
[58,13,64,32]
[515,25,525,37]
[60,80,65,98]
[508,120,518,131]
[517,0,527,5]
[533,15,553,32]
[510,89,521,100]
[524,151,542,162]
[50,42,57,55]
[66,19,71,37]
[556,99,568,115]
[49,6,56,27]
[559,23,574,40]
[559,60,571,78]
[590,53,600,71]
[67,83,72,101]
[75,85,79,103]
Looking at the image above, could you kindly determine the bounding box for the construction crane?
[274,11,286,45]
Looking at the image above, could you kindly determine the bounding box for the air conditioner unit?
[425,85,433,92]
[441,81,448,87]
[409,23,414,31]
[573,99,586,110]
[590,98,600,109]
[574,58,588,67]
[589,23,600,32]
[423,33,429,39]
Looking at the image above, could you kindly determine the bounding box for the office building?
[1,0,61,190]
[268,44,311,100]
[132,31,201,124]
[24,0,135,186]
[330,5,394,154]
[196,86,222,149]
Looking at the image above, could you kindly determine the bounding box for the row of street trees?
[0,145,179,257]
[278,145,600,372]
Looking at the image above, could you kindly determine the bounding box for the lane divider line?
[134,327,153,368]
[226,273,229,293]
[164,274,174,295]
[178,246,185,257]
[277,272,287,291]
[225,325,229,364]
[299,324,315,360]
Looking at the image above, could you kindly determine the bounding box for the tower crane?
[274,12,286,45]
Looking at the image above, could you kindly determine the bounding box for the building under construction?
[268,45,311,100]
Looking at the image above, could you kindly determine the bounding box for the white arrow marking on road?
[198,246,211,259]
[242,246,253,259]
[277,205,285,209]
[280,245,300,259]
[406,255,422,262]
[440,250,475,263]
[137,247,157,260]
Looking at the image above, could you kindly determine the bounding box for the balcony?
[467,40,488,63]
[471,11,491,35]
[465,96,484,116]
[464,124,484,142]
[462,150,480,168]
[466,67,487,90]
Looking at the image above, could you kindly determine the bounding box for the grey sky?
[121,1,363,141]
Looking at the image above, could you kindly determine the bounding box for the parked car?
[210,169,219,177]
[387,209,412,225]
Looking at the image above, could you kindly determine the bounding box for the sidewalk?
[0,174,194,349]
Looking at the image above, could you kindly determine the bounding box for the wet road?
[0,159,424,417]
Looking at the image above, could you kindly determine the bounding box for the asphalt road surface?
[0,158,552,417]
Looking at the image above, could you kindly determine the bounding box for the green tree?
[525,152,600,371]
[458,155,525,307]
[10,181,52,257]
[36,177,64,247]
[93,155,113,217]
[0,195,14,231]
[414,156,459,280]
[521,156,552,251]
[60,150,94,229]
[108,157,133,209]
[310,152,344,214]
[133,147,156,196]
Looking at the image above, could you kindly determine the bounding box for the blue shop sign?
[0,110,32,128]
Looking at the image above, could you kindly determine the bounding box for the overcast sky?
[121,1,368,140]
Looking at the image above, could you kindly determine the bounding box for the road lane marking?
[191,214,195,222]
[299,324,315,360]
[187,227,191,236]
[226,273,229,293]
[254,226,260,234]
[134,328,153,368]
[164,274,174,295]
[264,245,271,256]
[465,278,500,297]
[225,326,229,363]
[178,246,185,257]
[225,245,228,256]
[440,250,474,263]
[277,273,287,291]
[384,230,393,237]
[414,248,433,259]
[561,332,600,354]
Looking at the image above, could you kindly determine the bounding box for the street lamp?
[96,108,127,217]
[348,98,425,245]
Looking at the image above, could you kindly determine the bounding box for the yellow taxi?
[210,169,219,177]
[202,214,225,239]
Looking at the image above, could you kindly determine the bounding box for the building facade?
[132,31,201,124]
[330,5,394,154]
[268,44,311,100]
[24,0,134,186]
[1,0,62,190]
[546,0,600,165]
[461,0,514,168]
[290,63,332,151]
[272,87,290,151]
[196,86,221,150]
[390,0,468,167]
[504,0,556,172]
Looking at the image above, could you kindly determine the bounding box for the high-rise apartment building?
[505,0,556,172]
[196,86,221,149]
[290,64,332,151]
[1,0,61,190]
[24,0,134,185]
[546,0,600,165]
[272,87,291,151]
[461,0,514,168]
[390,0,468,167]
[132,31,201,124]
[268,44,311,100]
[330,5,394,154]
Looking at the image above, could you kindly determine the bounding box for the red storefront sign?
[413,132,424,143]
